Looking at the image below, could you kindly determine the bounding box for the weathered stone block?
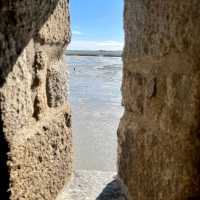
[119,0,200,199]
[0,0,72,199]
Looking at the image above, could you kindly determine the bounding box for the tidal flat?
[64,55,123,171]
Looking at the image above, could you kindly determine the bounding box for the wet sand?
[64,56,123,171]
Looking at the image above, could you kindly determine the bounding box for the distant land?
[65,50,122,57]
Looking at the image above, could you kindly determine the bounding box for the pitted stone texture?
[0,0,72,199]
[46,59,69,108]
[9,107,72,200]
[1,40,35,137]
[119,0,200,199]
[124,0,200,60]
[37,0,71,45]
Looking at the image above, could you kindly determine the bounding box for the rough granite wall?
[118,0,200,199]
[0,0,72,199]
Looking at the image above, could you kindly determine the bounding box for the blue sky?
[68,0,124,50]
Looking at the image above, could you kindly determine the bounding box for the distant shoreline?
[65,50,122,57]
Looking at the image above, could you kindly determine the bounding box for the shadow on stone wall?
[96,179,127,200]
[0,108,10,199]
[0,0,63,198]
[0,0,65,87]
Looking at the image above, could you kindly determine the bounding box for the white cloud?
[68,40,124,51]
[98,41,124,47]
[72,30,83,35]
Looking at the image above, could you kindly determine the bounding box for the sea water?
[64,55,123,171]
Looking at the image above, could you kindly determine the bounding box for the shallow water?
[64,56,123,171]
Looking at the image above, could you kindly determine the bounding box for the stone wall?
[118,0,200,199]
[0,0,72,199]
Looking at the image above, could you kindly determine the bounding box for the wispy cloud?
[72,30,83,35]
[98,41,123,47]
[68,40,124,51]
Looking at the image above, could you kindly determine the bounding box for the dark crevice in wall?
[64,112,71,128]
[0,109,10,199]
[46,69,52,108]
[31,53,41,121]
[32,96,40,120]
[31,52,40,90]
[0,69,6,87]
